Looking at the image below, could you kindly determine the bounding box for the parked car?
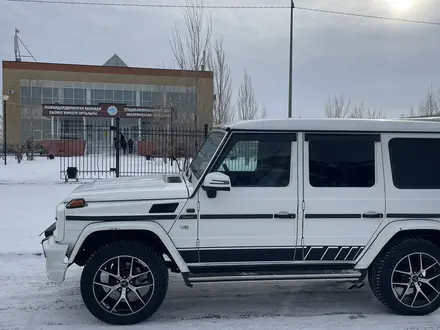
[41,118,440,325]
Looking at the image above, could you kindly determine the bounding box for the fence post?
[204,124,208,139]
[115,117,120,178]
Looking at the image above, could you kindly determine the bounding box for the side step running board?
[184,270,362,286]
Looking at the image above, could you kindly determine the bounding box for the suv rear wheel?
[80,240,169,325]
[370,237,440,315]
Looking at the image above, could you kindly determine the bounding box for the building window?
[389,138,440,189]
[63,87,74,104]
[91,89,105,104]
[141,90,164,107]
[20,86,32,106]
[167,92,196,113]
[308,135,376,188]
[74,88,86,105]
[31,86,42,106]
[123,91,135,106]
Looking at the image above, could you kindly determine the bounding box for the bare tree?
[260,104,267,119]
[350,101,383,119]
[170,0,212,71]
[169,0,213,130]
[20,78,46,160]
[408,105,417,117]
[325,94,384,119]
[21,104,41,160]
[170,0,236,127]
[211,37,234,125]
[417,86,439,116]
[325,94,352,118]
[237,70,259,120]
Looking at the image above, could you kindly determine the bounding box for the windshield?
[190,131,226,179]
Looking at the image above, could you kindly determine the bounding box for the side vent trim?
[149,203,179,214]
[167,176,183,183]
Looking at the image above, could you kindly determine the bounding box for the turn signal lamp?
[66,198,87,209]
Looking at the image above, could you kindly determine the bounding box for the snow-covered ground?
[1,157,440,329]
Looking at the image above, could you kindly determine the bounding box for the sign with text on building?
[42,104,172,118]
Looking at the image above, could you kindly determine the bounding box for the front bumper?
[41,235,69,282]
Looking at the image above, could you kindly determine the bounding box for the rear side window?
[389,138,440,189]
[308,134,376,188]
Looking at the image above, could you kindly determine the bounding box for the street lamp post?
[2,95,9,165]
[288,0,295,118]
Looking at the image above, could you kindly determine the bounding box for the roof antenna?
[14,28,37,62]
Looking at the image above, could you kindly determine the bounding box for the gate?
[58,118,208,181]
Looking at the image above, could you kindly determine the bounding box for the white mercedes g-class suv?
[41,118,440,325]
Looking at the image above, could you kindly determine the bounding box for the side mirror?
[202,172,231,198]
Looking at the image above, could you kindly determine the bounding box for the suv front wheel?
[80,240,169,325]
[370,237,440,315]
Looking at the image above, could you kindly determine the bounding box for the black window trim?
[305,132,381,142]
[209,132,297,188]
[189,128,232,198]
[307,133,377,188]
[388,137,440,190]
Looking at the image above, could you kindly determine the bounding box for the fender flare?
[355,219,440,269]
[67,221,189,273]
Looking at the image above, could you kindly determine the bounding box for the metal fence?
[56,118,208,181]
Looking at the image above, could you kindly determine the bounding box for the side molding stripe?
[178,246,364,263]
[201,214,277,220]
[305,214,361,219]
[66,215,177,221]
[387,213,440,219]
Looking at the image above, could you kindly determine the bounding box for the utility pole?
[288,1,295,118]
[2,95,9,165]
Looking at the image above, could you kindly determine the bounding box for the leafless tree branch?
[325,94,352,118]
[417,85,439,116]
[325,94,383,119]
[211,37,234,125]
[237,70,259,120]
[170,0,212,71]
[260,104,267,119]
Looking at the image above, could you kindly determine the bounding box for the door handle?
[362,212,383,219]
[274,211,296,219]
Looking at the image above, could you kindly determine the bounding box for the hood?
[65,174,189,202]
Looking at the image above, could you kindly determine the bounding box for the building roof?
[103,54,128,67]
[223,118,440,133]
[2,60,213,78]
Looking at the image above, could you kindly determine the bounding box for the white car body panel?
[355,219,440,269]
[67,221,189,273]
[66,174,189,202]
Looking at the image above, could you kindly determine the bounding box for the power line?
[5,0,290,8]
[5,0,440,27]
[297,7,440,26]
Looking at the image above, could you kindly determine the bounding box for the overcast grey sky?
[1,0,440,119]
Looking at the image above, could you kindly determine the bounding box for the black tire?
[80,240,169,325]
[370,237,440,315]
[368,257,379,296]
[368,268,376,296]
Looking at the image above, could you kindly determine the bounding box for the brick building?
[1,55,214,155]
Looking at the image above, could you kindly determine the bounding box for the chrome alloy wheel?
[391,252,440,308]
[92,255,155,316]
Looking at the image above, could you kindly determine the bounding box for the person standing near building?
[128,138,134,154]
[120,134,127,154]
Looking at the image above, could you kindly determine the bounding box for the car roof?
[217,118,440,133]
